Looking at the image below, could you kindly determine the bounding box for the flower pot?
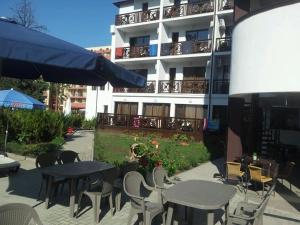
[151,140,158,145]
[179,141,189,146]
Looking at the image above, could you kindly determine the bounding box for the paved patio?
[0,130,299,225]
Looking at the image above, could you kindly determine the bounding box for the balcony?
[113,81,156,93]
[115,45,157,59]
[115,8,160,26]
[158,80,209,94]
[98,113,203,133]
[216,37,232,52]
[163,1,214,19]
[219,0,234,11]
[212,79,229,94]
[161,40,211,56]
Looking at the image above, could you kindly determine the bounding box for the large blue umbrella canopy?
[0,89,45,110]
[0,17,146,87]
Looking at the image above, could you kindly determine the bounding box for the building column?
[138,102,143,115]
[227,97,244,161]
[170,103,176,118]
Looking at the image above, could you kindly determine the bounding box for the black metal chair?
[58,150,81,164]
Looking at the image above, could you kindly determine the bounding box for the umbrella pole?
[4,120,8,152]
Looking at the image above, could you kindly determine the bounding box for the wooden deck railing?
[161,40,211,56]
[97,113,204,133]
[115,8,160,25]
[158,80,209,94]
[163,1,214,19]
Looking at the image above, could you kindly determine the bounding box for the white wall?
[230,3,300,96]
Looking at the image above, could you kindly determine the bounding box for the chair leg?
[162,211,166,225]
[76,192,84,217]
[38,179,44,199]
[127,207,136,225]
[115,192,121,211]
[93,195,101,223]
[109,194,115,216]
[145,211,151,225]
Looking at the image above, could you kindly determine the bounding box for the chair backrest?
[59,150,80,164]
[0,203,43,225]
[283,161,296,177]
[152,167,168,188]
[35,152,57,168]
[226,162,242,177]
[123,171,145,208]
[249,165,262,182]
[101,168,119,195]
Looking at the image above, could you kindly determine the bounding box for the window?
[175,104,207,119]
[143,103,170,117]
[169,68,176,81]
[104,105,108,113]
[92,86,97,91]
[115,102,138,115]
[130,36,150,47]
[100,85,105,90]
[142,2,148,11]
[172,32,179,43]
[186,29,209,41]
[183,67,206,80]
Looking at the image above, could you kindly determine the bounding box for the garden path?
[62,130,94,161]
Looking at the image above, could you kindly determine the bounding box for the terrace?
[161,40,211,56]
[113,80,156,93]
[115,45,158,59]
[158,79,209,94]
[115,8,160,26]
[163,1,214,19]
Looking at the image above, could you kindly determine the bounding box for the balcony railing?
[115,45,158,59]
[113,81,156,93]
[161,40,211,56]
[212,79,229,94]
[219,0,234,11]
[163,1,214,19]
[216,37,231,52]
[98,113,203,133]
[115,8,160,26]
[158,80,209,94]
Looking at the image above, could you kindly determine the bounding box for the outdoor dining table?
[42,161,115,217]
[163,180,236,225]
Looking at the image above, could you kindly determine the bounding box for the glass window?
[100,85,105,90]
[130,36,150,47]
[115,102,138,115]
[143,103,170,117]
[92,86,97,91]
[176,104,207,119]
[186,29,209,41]
[183,67,206,80]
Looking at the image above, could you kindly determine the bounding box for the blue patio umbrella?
[0,17,146,87]
[0,88,45,151]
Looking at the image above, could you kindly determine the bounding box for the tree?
[0,0,48,102]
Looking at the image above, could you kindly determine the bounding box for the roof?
[113,0,133,7]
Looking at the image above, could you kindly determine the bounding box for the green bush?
[4,109,64,144]
[63,114,84,131]
[82,118,96,130]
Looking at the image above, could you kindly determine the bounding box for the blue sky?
[0,0,117,48]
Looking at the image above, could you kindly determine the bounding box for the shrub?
[63,114,84,131]
[82,118,96,130]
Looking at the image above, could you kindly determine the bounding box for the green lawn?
[94,130,212,175]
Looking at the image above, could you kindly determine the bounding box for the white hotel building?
[86,0,233,132]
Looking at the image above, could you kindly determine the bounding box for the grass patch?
[94,130,211,175]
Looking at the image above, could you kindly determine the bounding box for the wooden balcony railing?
[161,40,211,56]
[98,113,203,133]
[163,1,214,19]
[158,80,209,94]
[113,81,156,93]
[115,8,160,26]
[212,79,229,94]
[115,45,158,59]
[216,37,232,52]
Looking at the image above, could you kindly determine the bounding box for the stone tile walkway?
[0,130,299,225]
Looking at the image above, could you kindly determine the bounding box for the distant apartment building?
[85,46,112,119]
[85,0,233,135]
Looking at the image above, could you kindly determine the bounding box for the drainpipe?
[207,0,218,120]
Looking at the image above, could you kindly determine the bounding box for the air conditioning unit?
[219,19,226,33]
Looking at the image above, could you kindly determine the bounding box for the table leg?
[207,210,214,225]
[69,178,76,218]
[44,175,53,209]
[224,203,229,224]
[166,203,174,225]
